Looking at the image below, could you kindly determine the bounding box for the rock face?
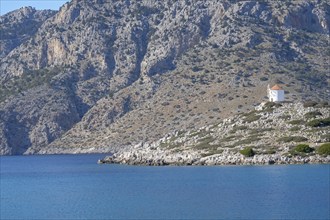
[0,7,56,58]
[0,85,81,155]
[0,0,329,155]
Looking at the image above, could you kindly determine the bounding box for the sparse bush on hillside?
[293,144,314,153]
[288,120,305,125]
[194,136,216,150]
[220,135,240,143]
[230,125,248,133]
[278,136,308,143]
[304,111,322,119]
[243,111,261,123]
[0,66,62,102]
[303,101,318,108]
[264,149,276,154]
[303,101,329,108]
[234,135,260,146]
[317,143,330,156]
[289,126,300,131]
[307,117,330,127]
[317,102,329,108]
[239,147,255,157]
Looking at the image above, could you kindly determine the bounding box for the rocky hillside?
[0,7,56,58]
[0,0,329,155]
[99,102,330,165]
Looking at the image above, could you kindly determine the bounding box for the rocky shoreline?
[98,102,330,166]
[98,147,330,166]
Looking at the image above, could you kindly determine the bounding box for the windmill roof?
[270,84,283,90]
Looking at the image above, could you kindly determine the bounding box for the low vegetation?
[317,143,330,156]
[303,101,329,108]
[264,149,276,154]
[0,67,63,102]
[289,126,300,131]
[303,101,319,108]
[304,111,322,119]
[239,147,255,157]
[230,125,248,133]
[288,119,305,125]
[278,136,308,143]
[307,117,330,127]
[293,144,314,153]
[234,135,260,146]
[243,112,261,123]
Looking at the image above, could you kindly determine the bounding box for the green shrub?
[278,136,308,143]
[194,136,216,150]
[167,143,181,149]
[220,135,241,142]
[265,149,276,154]
[304,111,322,119]
[303,101,318,108]
[234,135,260,146]
[288,120,305,125]
[244,114,261,123]
[239,147,255,157]
[307,117,330,127]
[249,128,273,135]
[289,126,300,131]
[317,143,330,156]
[293,144,314,153]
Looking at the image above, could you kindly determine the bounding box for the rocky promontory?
[99,102,330,166]
[98,149,330,166]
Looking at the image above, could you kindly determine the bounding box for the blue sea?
[0,154,329,220]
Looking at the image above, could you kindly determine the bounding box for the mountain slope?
[0,6,56,58]
[0,0,329,155]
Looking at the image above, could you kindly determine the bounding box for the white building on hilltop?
[267,84,284,102]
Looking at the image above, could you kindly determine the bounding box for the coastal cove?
[1,154,329,219]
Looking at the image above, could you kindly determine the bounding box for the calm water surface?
[0,154,329,219]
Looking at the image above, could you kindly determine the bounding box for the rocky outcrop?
[0,84,81,155]
[98,148,330,166]
[0,7,56,58]
[99,102,330,165]
[282,1,330,34]
[0,1,329,155]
